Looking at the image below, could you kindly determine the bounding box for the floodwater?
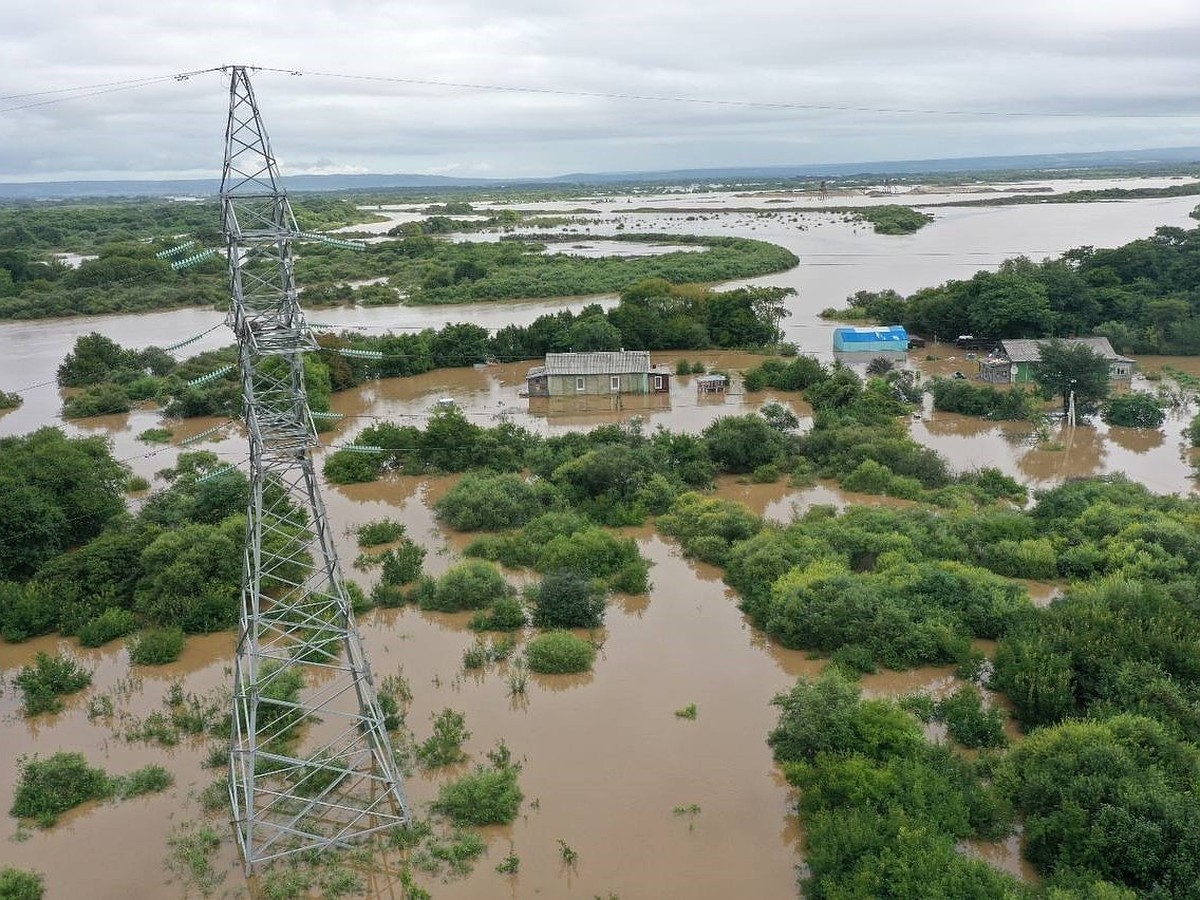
[2,180,1199,895]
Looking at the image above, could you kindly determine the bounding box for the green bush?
[379,540,426,585]
[416,708,471,768]
[434,472,551,531]
[0,867,44,900]
[929,378,1036,420]
[422,561,510,613]
[768,670,924,764]
[10,752,112,827]
[355,519,407,546]
[62,383,132,419]
[936,686,1008,749]
[980,538,1058,580]
[1101,392,1166,428]
[525,631,596,674]
[0,390,23,410]
[431,762,523,826]
[609,558,651,594]
[128,627,186,665]
[997,715,1199,892]
[529,570,606,629]
[78,607,139,647]
[111,764,174,799]
[14,652,92,716]
[469,596,527,631]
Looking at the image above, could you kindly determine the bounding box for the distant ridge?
[3,146,1198,200]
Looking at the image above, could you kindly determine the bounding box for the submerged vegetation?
[9,752,172,828]
[847,204,933,235]
[8,184,1200,898]
[0,191,797,320]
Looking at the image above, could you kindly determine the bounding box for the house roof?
[999,337,1132,364]
[542,350,652,375]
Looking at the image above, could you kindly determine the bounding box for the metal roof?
[833,325,908,337]
[999,337,1131,364]
[542,351,652,375]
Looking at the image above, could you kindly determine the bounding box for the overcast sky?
[3,0,1200,182]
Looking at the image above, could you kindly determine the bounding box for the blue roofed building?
[832,325,909,352]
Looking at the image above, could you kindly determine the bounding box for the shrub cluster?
[525,632,596,674]
[769,670,1019,897]
[9,752,172,828]
[928,377,1037,420]
[14,653,92,716]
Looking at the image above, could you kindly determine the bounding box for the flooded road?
[1,180,1198,896]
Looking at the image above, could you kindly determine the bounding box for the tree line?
[834,223,1200,354]
[52,279,794,419]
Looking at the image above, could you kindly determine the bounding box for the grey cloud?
[1,0,1199,179]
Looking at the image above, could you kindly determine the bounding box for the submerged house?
[525,351,672,397]
[987,337,1135,385]
[832,325,909,352]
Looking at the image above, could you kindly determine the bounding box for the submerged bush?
[128,627,186,665]
[431,756,523,827]
[1102,392,1166,429]
[0,866,44,900]
[14,652,92,716]
[355,518,407,546]
[78,607,139,648]
[469,596,527,632]
[936,686,1008,749]
[528,570,606,630]
[435,472,553,531]
[421,561,510,613]
[10,752,112,827]
[525,631,596,674]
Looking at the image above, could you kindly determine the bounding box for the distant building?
[525,351,672,397]
[991,337,1134,384]
[832,325,909,352]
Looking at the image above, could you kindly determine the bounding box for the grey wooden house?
[525,351,672,397]
[979,337,1134,385]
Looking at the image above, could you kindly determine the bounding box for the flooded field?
[1,180,1198,896]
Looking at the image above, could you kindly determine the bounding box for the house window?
[576,377,585,392]
[654,375,663,389]
[610,376,620,392]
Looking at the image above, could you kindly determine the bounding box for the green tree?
[1034,339,1111,415]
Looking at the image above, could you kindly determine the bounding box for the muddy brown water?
[2,184,1198,895]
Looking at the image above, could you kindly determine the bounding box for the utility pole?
[221,65,408,871]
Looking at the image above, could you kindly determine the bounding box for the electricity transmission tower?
[222,65,408,870]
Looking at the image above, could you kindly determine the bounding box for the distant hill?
[3,146,1199,200]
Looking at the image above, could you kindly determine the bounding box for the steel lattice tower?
[222,65,408,870]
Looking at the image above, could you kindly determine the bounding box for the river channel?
[0,179,1196,897]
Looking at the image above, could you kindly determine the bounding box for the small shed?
[833,325,909,352]
[696,374,728,394]
[978,355,1013,384]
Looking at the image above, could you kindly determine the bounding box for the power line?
[255,65,1200,120]
[0,68,222,115]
